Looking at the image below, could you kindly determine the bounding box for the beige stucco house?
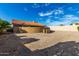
[12,19,50,33]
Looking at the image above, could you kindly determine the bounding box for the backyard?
[0,31,79,55]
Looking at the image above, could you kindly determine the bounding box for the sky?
[1,3,79,26]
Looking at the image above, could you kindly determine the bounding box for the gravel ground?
[1,31,79,56]
[31,41,79,56]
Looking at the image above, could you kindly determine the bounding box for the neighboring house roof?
[12,19,44,27]
[43,26,50,29]
[75,23,79,25]
[72,22,79,25]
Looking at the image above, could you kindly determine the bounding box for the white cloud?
[54,16,59,19]
[32,3,40,8]
[54,9,64,15]
[46,19,52,23]
[60,15,79,22]
[39,11,53,16]
[38,8,64,17]
[55,15,79,25]
[46,14,79,26]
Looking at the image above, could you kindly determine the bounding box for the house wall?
[13,26,44,33]
[49,26,79,31]
[13,26,20,33]
[20,27,43,33]
[13,26,51,33]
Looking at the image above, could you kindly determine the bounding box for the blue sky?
[1,3,79,26]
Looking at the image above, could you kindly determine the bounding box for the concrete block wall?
[49,26,79,32]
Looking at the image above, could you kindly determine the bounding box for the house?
[12,19,50,33]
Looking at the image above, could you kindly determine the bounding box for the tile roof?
[12,19,44,27]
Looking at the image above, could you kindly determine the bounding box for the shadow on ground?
[0,33,79,56]
[31,41,79,56]
[18,38,39,44]
[0,34,39,56]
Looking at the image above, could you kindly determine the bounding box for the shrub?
[0,19,11,33]
[77,26,79,31]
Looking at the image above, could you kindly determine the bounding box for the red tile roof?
[12,19,44,27]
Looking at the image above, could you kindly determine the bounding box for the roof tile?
[12,19,44,27]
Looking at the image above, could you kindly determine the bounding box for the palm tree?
[0,19,11,33]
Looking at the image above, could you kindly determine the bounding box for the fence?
[49,26,79,32]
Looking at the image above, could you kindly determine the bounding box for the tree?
[70,23,73,25]
[0,19,11,33]
[59,24,64,26]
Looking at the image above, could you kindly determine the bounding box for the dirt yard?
[1,31,79,55]
[16,31,79,51]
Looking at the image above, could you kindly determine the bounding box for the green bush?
[0,18,11,33]
[77,26,79,31]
